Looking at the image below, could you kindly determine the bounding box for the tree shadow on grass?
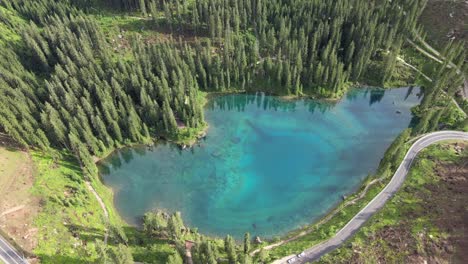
[123,226,173,246]
[66,224,106,243]
[63,224,176,263]
[132,248,174,264]
[67,224,172,246]
[36,254,88,264]
[124,226,175,264]
[57,154,83,172]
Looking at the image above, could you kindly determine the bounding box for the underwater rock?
[211,151,221,158]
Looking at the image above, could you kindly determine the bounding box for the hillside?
[0,0,466,263]
[319,142,468,263]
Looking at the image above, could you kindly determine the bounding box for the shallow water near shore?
[99,87,421,239]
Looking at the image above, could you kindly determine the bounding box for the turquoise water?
[99,87,420,239]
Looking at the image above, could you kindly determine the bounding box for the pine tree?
[139,0,146,16]
[224,235,237,264]
[109,244,134,264]
[243,232,250,254]
[167,252,183,264]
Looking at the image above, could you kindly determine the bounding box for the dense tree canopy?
[1,0,461,177]
[1,0,205,174]
[103,0,428,95]
[0,0,466,263]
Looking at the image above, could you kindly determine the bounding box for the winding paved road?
[0,235,27,264]
[274,131,468,264]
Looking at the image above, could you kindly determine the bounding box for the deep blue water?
[99,87,421,239]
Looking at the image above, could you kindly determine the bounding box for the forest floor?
[0,133,40,261]
[318,142,468,263]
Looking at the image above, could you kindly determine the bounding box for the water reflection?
[207,92,337,113]
[208,88,418,114]
[99,87,421,238]
[369,89,385,105]
[102,87,420,178]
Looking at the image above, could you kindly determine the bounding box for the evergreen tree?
[243,232,250,254]
[109,244,134,264]
[224,235,237,264]
[167,252,183,264]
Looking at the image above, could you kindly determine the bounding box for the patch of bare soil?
[429,143,468,263]
[0,133,41,258]
[377,144,466,264]
[420,0,468,49]
[345,143,468,264]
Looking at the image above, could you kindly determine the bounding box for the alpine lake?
[98,87,421,239]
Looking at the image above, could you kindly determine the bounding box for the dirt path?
[402,39,467,116]
[408,35,466,82]
[85,181,109,244]
[407,38,443,64]
[0,205,26,218]
[396,56,433,82]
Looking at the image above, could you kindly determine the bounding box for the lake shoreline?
[97,87,420,243]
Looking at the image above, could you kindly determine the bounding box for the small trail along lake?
[99,87,421,238]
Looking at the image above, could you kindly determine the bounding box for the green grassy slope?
[31,151,179,263]
[318,142,468,263]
